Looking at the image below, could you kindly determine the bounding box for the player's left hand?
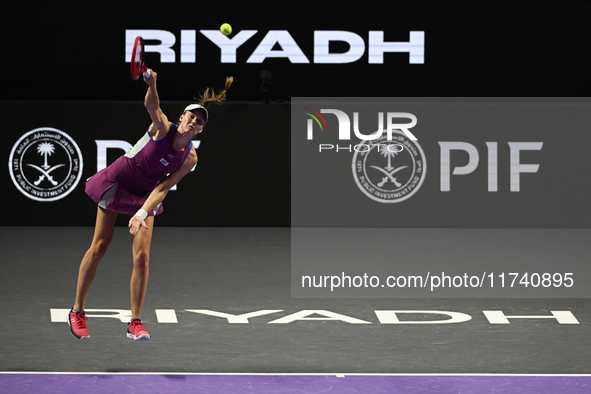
[129,215,149,235]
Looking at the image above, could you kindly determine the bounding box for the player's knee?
[133,250,150,268]
[90,237,112,258]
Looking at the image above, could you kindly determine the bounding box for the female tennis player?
[68,69,233,340]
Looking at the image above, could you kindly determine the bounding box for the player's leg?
[127,215,154,340]
[130,215,154,318]
[73,206,118,311]
[68,206,118,340]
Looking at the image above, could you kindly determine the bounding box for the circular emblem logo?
[352,130,426,203]
[8,128,84,202]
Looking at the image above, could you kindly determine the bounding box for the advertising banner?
[1,101,290,226]
[4,2,591,102]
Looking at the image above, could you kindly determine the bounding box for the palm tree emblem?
[37,142,55,170]
[27,142,65,186]
[371,144,408,188]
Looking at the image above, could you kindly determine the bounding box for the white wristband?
[135,209,148,221]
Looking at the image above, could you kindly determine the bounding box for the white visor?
[183,104,208,123]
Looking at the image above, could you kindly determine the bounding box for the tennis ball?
[220,23,232,36]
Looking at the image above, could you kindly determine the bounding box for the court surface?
[1,226,590,393]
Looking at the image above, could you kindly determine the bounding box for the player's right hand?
[143,69,156,87]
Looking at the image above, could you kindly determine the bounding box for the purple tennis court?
[2,373,591,394]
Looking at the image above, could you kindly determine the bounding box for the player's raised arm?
[143,69,171,140]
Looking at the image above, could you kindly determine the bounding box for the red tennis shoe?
[127,318,151,341]
[68,309,90,340]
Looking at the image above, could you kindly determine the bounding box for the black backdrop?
[2,1,590,227]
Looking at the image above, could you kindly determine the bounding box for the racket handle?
[144,69,151,78]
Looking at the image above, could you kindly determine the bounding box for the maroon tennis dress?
[85,124,193,216]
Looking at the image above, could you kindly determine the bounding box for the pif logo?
[9,128,84,202]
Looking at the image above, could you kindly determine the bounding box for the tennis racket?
[130,36,151,80]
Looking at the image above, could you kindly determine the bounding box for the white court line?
[1,372,591,377]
